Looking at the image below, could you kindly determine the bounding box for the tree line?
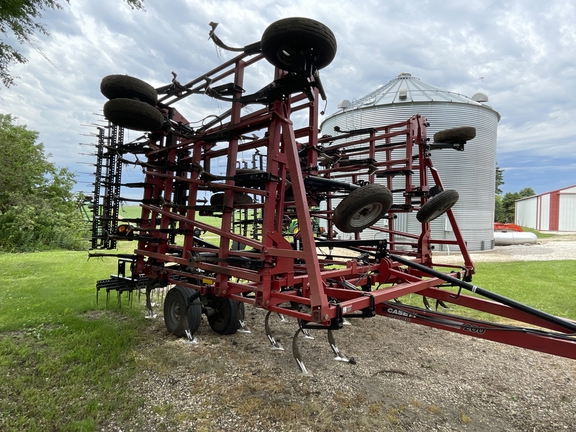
[0,114,85,251]
[494,165,534,223]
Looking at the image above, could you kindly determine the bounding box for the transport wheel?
[100,74,158,105]
[186,294,203,335]
[261,17,337,73]
[434,126,476,143]
[333,183,393,232]
[103,98,164,131]
[164,286,193,337]
[210,192,253,206]
[207,297,239,335]
[416,189,460,223]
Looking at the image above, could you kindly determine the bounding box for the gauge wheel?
[416,189,460,223]
[333,183,393,232]
[207,297,239,335]
[103,98,164,131]
[100,74,158,105]
[164,286,193,337]
[261,17,337,73]
[433,126,476,144]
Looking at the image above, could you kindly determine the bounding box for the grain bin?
[321,73,501,251]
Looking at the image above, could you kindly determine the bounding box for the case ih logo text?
[386,307,417,320]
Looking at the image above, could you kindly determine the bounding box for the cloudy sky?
[1,0,575,196]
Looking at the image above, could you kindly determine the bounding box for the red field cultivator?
[90,18,576,373]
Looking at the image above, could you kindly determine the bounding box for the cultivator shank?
[91,18,576,372]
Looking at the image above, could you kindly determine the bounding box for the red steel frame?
[103,48,576,362]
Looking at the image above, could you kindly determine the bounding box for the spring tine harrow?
[292,328,312,376]
[265,311,284,351]
[327,330,353,363]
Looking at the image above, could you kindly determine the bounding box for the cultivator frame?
[91,18,576,372]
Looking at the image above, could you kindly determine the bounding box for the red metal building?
[515,185,576,231]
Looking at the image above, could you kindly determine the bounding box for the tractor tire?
[261,17,337,73]
[210,193,253,206]
[103,98,164,131]
[207,297,239,335]
[416,189,460,223]
[333,183,393,232]
[100,74,158,105]
[434,126,476,144]
[164,286,193,337]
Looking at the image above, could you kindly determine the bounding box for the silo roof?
[337,72,500,120]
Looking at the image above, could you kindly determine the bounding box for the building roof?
[516,184,576,202]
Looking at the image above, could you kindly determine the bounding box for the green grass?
[472,260,576,319]
[0,251,147,431]
[521,226,558,239]
[402,260,576,322]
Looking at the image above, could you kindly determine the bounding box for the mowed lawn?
[0,232,575,430]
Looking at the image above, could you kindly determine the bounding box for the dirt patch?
[101,308,576,432]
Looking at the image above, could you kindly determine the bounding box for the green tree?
[494,194,504,222]
[499,187,535,223]
[0,0,144,87]
[495,165,504,195]
[0,114,86,251]
[494,164,505,222]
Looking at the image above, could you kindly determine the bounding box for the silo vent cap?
[472,92,489,102]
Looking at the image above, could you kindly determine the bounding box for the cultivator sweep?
[90,18,576,373]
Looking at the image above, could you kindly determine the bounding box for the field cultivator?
[89,18,576,373]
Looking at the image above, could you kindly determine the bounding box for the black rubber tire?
[433,127,476,144]
[333,183,393,232]
[210,193,253,206]
[186,294,202,335]
[103,98,164,131]
[261,17,337,73]
[234,168,269,189]
[207,297,239,335]
[164,286,191,337]
[416,189,460,223]
[100,74,158,105]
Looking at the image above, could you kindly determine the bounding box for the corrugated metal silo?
[321,72,501,251]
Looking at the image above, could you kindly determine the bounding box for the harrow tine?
[183,329,198,345]
[423,296,432,310]
[238,319,252,333]
[237,302,251,333]
[299,326,314,340]
[264,311,284,351]
[278,313,288,322]
[436,299,450,309]
[292,328,312,376]
[145,309,157,319]
[328,329,355,364]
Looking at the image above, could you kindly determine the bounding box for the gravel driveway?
[104,234,576,432]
